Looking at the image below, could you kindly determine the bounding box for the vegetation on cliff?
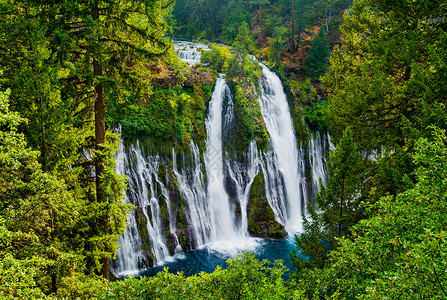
[202,45,269,154]
[247,172,286,238]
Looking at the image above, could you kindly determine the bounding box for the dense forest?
[1,0,446,299]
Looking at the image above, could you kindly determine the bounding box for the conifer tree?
[291,128,367,271]
[0,0,173,281]
[305,28,330,80]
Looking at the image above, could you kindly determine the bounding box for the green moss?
[167,165,180,202]
[143,254,154,267]
[106,79,212,153]
[158,163,167,185]
[131,152,138,166]
[177,203,188,229]
[248,171,286,238]
[141,241,152,251]
[159,199,168,221]
[136,210,149,240]
[155,176,162,197]
[179,231,187,249]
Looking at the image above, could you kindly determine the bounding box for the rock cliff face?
[247,172,286,238]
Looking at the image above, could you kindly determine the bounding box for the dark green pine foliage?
[0,0,173,284]
[294,128,447,299]
[0,89,101,298]
[305,28,330,80]
[291,128,367,271]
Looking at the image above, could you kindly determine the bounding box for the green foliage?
[233,21,258,54]
[291,128,368,272]
[283,78,314,143]
[201,44,233,72]
[57,274,108,299]
[323,0,447,151]
[104,253,298,299]
[304,99,328,131]
[305,29,330,80]
[106,85,208,151]
[0,254,47,299]
[288,1,447,298]
[221,0,253,43]
[0,88,111,297]
[0,0,172,286]
[295,128,447,299]
[261,26,290,69]
[318,0,447,241]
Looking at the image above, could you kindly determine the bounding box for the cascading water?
[204,77,240,241]
[113,42,330,275]
[308,132,328,194]
[113,140,144,275]
[128,144,171,262]
[225,140,260,235]
[172,142,209,246]
[258,63,306,234]
[259,151,287,225]
[174,41,210,66]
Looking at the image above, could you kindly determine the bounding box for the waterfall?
[258,64,306,234]
[172,142,209,246]
[204,77,239,241]
[113,42,331,274]
[174,41,210,66]
[129,144,171,262]
[260,151,287,225]
[113,141,144,275]
[225,140,260,235]
[308,132,328,195]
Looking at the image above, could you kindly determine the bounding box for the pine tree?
[291,128,367,271]
[305,28,330,80]
[0,0,172,281]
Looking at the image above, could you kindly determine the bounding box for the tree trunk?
[325,10,332,33]
[259,0,262,25]
[93,58,105,202]
[296,22,301,51]
[291,0,295,50]
[92,2,109,282]
[339,177,345,238]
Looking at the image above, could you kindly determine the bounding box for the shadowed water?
[130,237,297,278]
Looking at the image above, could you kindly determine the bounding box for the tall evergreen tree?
[291,128,367,271]
[0,0,173,281]
[305,28,330,80]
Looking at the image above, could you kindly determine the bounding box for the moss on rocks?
[135,209,156,267]
[247,171,286,238]
[136,209,149,241]
[158,163,167,185]
[202,45,269,158]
